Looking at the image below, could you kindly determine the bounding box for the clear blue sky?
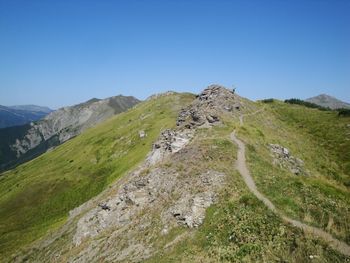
[0,0,349,109]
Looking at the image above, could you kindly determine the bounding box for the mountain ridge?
[0,95,140,172]
[0,86,349,262]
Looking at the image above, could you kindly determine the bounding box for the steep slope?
[0,105,52,128]
[6,86,349,262]
[0,95,139,172]
[0,92,194,260]
[306,94,350,109]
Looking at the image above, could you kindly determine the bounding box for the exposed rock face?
[176,84,241,128]
[0,95,140,172]
[146,129,193,165]
[73,168,225,247]
[166,170,225,228]
[269,144,308,175]
[12,96,139,157]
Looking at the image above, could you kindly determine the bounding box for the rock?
[73,168,226,247]
[268,144,308,176]
[206,114,219,123]
[282,147,289,156]
[176,85,241,129]
[98,203,111,211]
[139,130,146,138]
[165,170,226,228]
[146,129,193,165]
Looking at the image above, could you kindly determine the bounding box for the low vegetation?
[238,100,350,245]
[337,108,350,117]
[146,126,347,262]
[0,93,194,258]
[284,98,331,111]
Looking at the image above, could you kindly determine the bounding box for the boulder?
[268,144,308,176]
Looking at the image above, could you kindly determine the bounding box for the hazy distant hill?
[306,94,350,109]
[8,104,52,113]
[0,95,139,172]
[0,104,52,128]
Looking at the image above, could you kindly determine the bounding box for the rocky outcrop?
[73,168,225,247]
[269,144,308,175]
[69,86,238,260]
[146,129,193,165]
[0,95,140,172]
[166,170,226,228]
[176,84,241,128]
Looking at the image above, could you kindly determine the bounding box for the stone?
[176,85,240,129]
[146,129,193,166]
[139,130,146,138]
[268,144,307,176]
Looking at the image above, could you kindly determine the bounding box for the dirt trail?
[231,109,350,256]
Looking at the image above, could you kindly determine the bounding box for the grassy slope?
[1,95,349,262]
[239,100,350,244]
[145,118,347,262]
[0,93,194,258]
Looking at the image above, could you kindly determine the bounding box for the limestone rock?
[146,129,194,165]
[176,84,242,128]
[269,144,308,175]
[139,130,146,138]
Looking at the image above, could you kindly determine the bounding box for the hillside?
[306,94,350,110]
[0,105,52,129]
[0,86,349,262]
[0,95,139,172]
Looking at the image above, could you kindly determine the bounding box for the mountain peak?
[306,94,350,109]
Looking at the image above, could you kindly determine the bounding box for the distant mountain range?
[306,94,350,110]
[0,95,139,172]
[0,104,52,128]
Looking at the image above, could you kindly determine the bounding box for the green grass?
[144,118,348,262]
[146,172,347,262]
[0,92,194,258]
[238,100,350,244]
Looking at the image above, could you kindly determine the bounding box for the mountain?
[0,95,139,172]
[0,104,52,128]
[306,94,350,109]
[8,105,52,113]
[1,86,349,262]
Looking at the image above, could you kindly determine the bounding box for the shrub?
[261,98,274,103]
[337,108,350,117]
[284,98,331,111]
